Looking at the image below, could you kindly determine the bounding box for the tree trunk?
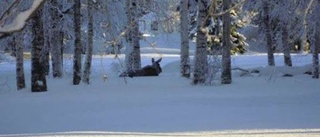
[312,22,320,79]
[83,0,93,84]
[31,8,47,92]
[281,24,292,66]
[125,0,141,71]
[42,1,50,76]
[180,0,190,78]
[312,31,319,79]
[193,0,208,84]
[262,1,275,66]
[221,0,232,84]
[50,0,63,78]
[73,0,82,85]
[14,34,26,90]
[311,0,320,79]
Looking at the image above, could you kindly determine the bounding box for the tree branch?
[201,0,247,28]
[0,0,46,38]
[0,0,23,25]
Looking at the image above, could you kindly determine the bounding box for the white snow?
[0,0,45,36]
[0,33,320,136]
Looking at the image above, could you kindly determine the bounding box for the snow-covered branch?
[210,0,247,17]
[0,0,23,24]
[0,0,46,38]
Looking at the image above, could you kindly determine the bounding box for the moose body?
[120,58,162,77]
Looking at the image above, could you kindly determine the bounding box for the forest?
[0,0,320,136]
[0,0,319,91]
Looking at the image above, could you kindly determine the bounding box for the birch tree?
[309,0,320,79]
[42,3,50,76]
[82,0,93,84]
[73,0,82,85]
[193,0,209,84]
[221,0,232,84]
[31,7,47,92]
[262,0,275,66]
[50,0,63,78]
[180,0,190,78]
[281,22,292,66]
[125,0,141,71]
[14,34,25,90]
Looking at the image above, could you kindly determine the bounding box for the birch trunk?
[281,24,292,66]
[262,1,275,66]
[31,8,47,92]
[310,0,320,79]
[125,0,141,71]
[180,0,190,78]
[221,0,232,84]
[50,0,63,78]
[15,34,25,90]
[312,30,319,79]
[82,0,93,84]
[42,2,50,76]
[193,0,208,84]
[73,0,82,85]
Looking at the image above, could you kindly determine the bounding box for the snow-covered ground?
[1,30,320,137]
[1,52,320,137]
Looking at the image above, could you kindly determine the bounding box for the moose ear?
[152,58,155,63]
[156,58,162,63]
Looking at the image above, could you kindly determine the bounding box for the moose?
[119,58,162,77]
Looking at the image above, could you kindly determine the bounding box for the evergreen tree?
[188,0,247,55]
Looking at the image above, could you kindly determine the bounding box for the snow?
[1,33,320,136]
[0,0,45,36]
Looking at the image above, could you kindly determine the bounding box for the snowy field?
[1,52,320,137]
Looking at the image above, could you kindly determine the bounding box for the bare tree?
[50,0,63,78]
[311,0,320,79]
[262,0,275,66]
[180,0,190,78]
[31,7,47,92]
[73,0,82,85]
[281,23,292,66]
[221,0,232,84]
[193,0,209,84]
[125,0,141,71]
[14,34,25,90]
[83,0,93,84]
[42,4,50,76]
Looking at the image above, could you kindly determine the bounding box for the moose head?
[119,58,162,77]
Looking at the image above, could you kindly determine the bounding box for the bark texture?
[125,0,141,71]
[31,8,47,92]
[221,0,232,84]
[193,0,209,84]
[262,1,275,66]
[50,0,63,78]
[180,0,190,78]
[73,0,82,85]
[14,34,25,90]
[83,0,93,84]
